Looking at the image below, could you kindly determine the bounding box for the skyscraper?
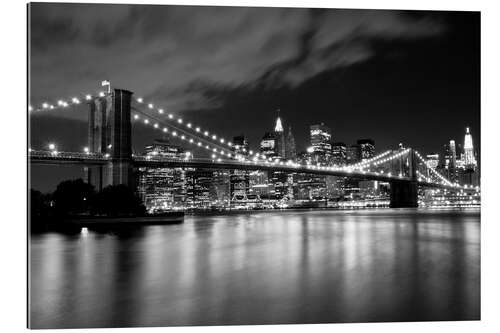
[464,127,477,170]
[347,144,361,164]
[441,140,458,182]
[310,123,332,165]
[231,135,250,198]
[331,142,347,166]
[232,135,249,157]
[260,132,276,159]
[137,139,188,211]
[274,114,286,158]
[285,125,297,160]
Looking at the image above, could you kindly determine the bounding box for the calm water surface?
[29,208,480,328]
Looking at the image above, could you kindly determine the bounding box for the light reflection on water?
[29,208,480,328]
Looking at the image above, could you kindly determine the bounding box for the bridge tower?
[85,88,134,190]
[389,148,418,208]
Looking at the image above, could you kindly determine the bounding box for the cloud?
[29,4,446,119]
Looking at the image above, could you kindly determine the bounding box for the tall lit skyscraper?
[440,140,458,182]
[464,127,477,170]
[310,123,332,165]
[274,113,286,158]
[347,144,360,164]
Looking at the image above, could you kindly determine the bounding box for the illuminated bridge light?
[195,127,200,132]
[42,103,49,109]
[86,94,92,100]
[99,91,105,97]
[204,131,209,136]
[163,128,168,132]
[148,103,154,109]
[177,118,183,124]
[168,114,173,119]
[134,114,139,120]
[144,119,149,124]
[137,97,143,103]
[187,123,192,128]
[158,109,164,114]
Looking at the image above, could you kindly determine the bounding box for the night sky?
[29,4,480,192]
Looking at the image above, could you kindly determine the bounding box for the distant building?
[440,140,458,182]
[426,153,439,170]
[463,127,477,170]
[185,169,212,208]
[310,123,332,165]
[231,135,250,198]
[260,132,276,159]
[274,115,286,158]
[331,142,347,166]
[137,139,188,211]
[347,144,361,164]
[357,139,375,161]
[285,125,297,160]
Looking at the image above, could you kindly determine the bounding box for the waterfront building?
[137,139,188,211]
[211,170,231,207]
[274,115,286,158]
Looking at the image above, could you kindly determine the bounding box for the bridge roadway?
[28,150,462,190]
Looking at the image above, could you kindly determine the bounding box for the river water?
[29,208,480,328]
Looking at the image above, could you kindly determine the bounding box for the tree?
[52,179,95,216]
[92,184,146,216]
[30,189,51,219]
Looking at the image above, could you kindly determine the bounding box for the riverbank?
[30,211,184,232]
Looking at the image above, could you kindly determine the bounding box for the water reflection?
[29,208,480,328]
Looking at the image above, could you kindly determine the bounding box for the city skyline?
[30,5,479,192]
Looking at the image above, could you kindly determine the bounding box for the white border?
[1,0,499,332]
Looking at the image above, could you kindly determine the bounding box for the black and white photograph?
[25,1,484,330]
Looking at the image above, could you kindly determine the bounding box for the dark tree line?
[30,179,145,220]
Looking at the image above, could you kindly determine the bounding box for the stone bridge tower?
[85,88,134,190]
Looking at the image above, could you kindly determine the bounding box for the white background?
[0,0,499,332]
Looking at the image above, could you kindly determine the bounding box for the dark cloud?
[29,4,446,117]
